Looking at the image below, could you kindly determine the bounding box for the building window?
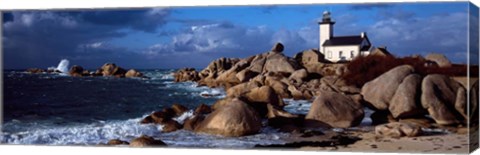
[339,51,343,57]
[350,51,355,58]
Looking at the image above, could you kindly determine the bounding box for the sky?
[2,2,477,69]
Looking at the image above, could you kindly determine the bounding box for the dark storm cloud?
[2,8,171,69]
[349,3,393,10]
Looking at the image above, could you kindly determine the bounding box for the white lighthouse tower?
[318,11,335,55]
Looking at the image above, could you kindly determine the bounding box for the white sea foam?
[56,59,70,75]
[283,99,312,115]
[173,110,194,124]
[1,114,288,148]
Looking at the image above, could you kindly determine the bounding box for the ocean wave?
[0,116,163,145]
[1,113,289,148]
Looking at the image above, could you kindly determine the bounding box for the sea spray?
[56,59,70,74]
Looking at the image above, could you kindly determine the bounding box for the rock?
[226,81,261,98]
[100,63,127,77]
[421,74,466,125]
[129,135,166,147]
[289,69,308,84]
[236,69,258,83]
[425,53,452,68]
[140,115,154,124]
[244,86,284,107]
[248,54,268,73]
[470,80,479,123]
[288,85,305,100]
[150,111,173,124]
[194,104,212,115]
[263,52,299,74]
[211,98,233,110]
[107,139,129,145]
[183,115,205,131]
[171,104,188,117]
[361,65,415,110]
[266,104,298,119]
[199,57,239,80]
[161,120,182,133]
[389,74,425,118]
[265,79,291,98]
[195,98,262,137]
[375,122,422,138]
[305,91,364,128]
[293,49,325,75]
[69,65,84,77]
[125,69,143,78]
[26,68,45,74]
[174,68,199,82]
[399,117,434,128]
[271,42,284,53]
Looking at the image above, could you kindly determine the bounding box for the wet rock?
[195,98,262,137]
[161,120,182,133]
[421,74,466,125]
[305,90,364,128]
[361,65,415,110]
[183,115,205,131]
[129,135,166,147]
[375,122,422,138]
[140,115,154,124]
[194,104,212,115]
[171,103,188,117]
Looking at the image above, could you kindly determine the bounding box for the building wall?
[324,45,360,62]
[319,23,333,54]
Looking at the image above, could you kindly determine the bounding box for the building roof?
[322,35,366,46]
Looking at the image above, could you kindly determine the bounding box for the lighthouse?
[318,11,335,55]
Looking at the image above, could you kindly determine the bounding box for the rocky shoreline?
[23,43,479,152]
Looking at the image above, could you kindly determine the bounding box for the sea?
[0,69,375,148]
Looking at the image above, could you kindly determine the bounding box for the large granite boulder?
[294,49,325,75]
[244,86,284,107]
[226,81,261,98]
[195,98,262,137]
[375,122,422,138]
[263,52,299,74]
[199,57,239,79]
[271,42,284,53]
[421,74,467,125]
[288,69,308,84]
[389,74,425,118]
[425,53,452,68]
[361,65,415,110]
[305,91,364,128]
[129,135,166,147]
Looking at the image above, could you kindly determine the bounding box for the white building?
[319,11,372,63]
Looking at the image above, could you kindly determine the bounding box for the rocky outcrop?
[99,63,127,77]
[305,91,364,128]
[183,115,205,131]
[26,68,45,74]
[195,98,262,137]
[421,74,467,125]
[129,135,166,147]
[194,104,212,115]
[69,65,85,77]
[171,104,188,117]
[174,68,199,82]
[425,53,452,68]
[125,69,144,78]
[361,65,415,110]
[375,122,422,138]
